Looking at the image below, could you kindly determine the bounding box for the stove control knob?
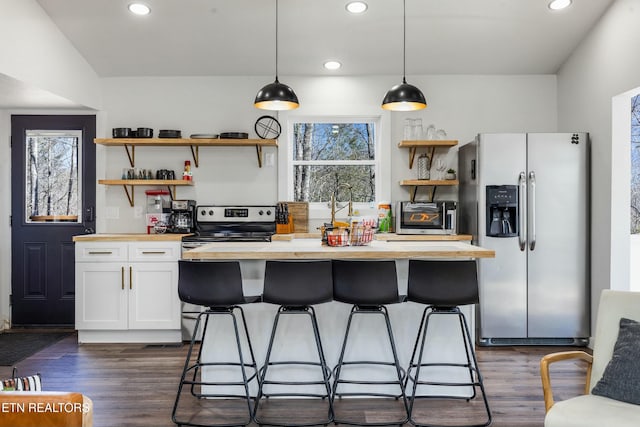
[209,210,214,216]
[258,210,264,215]
[266,210,272,216]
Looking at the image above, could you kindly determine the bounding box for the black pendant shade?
[255,77,299,111]
[381,77,426,111]
[255,0,299,111]
[382,0,426,111]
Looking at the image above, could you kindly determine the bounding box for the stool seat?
[172,261,259,427]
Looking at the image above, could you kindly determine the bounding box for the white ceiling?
[35,0,614,78]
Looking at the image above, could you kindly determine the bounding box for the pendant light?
[381,0,426,111]
[255,0,299,110]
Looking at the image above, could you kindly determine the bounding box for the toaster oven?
[396,201,457,235]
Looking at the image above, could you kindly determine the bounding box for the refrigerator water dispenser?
[486,185,518,237]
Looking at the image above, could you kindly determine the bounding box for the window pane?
[25,130,82,223]
[293,123,375,160]
[294,165,375,203]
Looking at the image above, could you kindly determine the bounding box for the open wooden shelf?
[398,140,458,169]
[400,179,459,202]
[95,138,278,168]
[98,179,194,207]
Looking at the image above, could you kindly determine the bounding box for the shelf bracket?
[124,145,135,167]
[409,185,437,203]
[122,185,134,207]
[256,145,263,168]
[167,185,177,200]
[408,146,417,169]
[189,145,200,168]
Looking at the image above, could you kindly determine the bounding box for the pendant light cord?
[275,0,279,82]
[402,0,407,84]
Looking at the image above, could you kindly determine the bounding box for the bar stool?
[331,260,409,426]
[405,260,491,427]
[253,260,334,427]
[172,260,260,427]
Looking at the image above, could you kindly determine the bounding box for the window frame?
[278,111,391,220]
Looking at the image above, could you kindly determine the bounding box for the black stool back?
[263,260,333,305]
[172,260,259,427]
[408,259,478,306]
[178,260,245,306]
[405,259,491,427]
[332,259,399,305]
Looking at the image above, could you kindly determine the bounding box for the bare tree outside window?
[631,95,640,233]
[25,130,81,222]
[293,122,376,203]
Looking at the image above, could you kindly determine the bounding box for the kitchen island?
[182,238,494,397]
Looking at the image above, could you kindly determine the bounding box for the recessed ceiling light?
[548,0,572,10]
[323,60,342,71]
[128,3,150,15]
[346,1,368,14]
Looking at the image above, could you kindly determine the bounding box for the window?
[25,130,82,223]
[290,118,380,205]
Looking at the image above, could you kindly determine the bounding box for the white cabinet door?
[75,262,127,330]
[128,262,180,330]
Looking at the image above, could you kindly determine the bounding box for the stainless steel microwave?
[396,201,457,235]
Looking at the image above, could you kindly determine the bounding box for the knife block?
[276,214,294,234]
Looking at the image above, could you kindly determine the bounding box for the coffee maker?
[168,200,196,233]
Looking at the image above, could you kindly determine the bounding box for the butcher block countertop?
[72,233,190,242]
[271,233,473,241]
[182,238,494,260]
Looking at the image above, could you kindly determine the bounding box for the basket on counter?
[327,225,374,247]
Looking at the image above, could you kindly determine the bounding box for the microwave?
[396,201,457,235]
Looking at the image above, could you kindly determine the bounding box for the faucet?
[330,183,353,225]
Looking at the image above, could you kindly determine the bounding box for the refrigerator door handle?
[529,171,536,251]
[518,172,527,251]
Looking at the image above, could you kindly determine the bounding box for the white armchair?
[540,290,640,427]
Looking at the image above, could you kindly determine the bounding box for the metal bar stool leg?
[173,308,257,427]
[407,307,492,427]
[254,306,333,427]
[331,305,408,426]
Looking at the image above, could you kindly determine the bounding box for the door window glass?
[25,130,82,223]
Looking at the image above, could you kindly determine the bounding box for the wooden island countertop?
[182,238,494,260]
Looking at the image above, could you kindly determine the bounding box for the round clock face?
[254,115,282,139]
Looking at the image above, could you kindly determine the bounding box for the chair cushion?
[545,394,640,427]
[591,317,640,405]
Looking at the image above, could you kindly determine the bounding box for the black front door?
[11,115,96,326]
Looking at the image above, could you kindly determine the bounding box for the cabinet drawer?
[76,242,128,262]
[129,242,180,262]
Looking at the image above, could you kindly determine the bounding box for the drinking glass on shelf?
[435,158,447,179]
[425,124,436,140]
[403,119,413,141]
[436,129,448,140]
[411,118,423,140]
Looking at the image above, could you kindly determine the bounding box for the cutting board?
[284,201,309,233]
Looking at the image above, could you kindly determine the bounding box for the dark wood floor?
[0,333,590,427]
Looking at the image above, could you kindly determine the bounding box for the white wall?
[97,74,557,232]
[556,0,640,325]
[0,0,101,109]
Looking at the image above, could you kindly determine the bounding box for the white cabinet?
[75,241,181,343]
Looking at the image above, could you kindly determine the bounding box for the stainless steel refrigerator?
[458,133,590,346]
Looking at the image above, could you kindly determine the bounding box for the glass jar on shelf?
[417,154,430,180]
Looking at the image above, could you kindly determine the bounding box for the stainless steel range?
[181,205,276,250]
